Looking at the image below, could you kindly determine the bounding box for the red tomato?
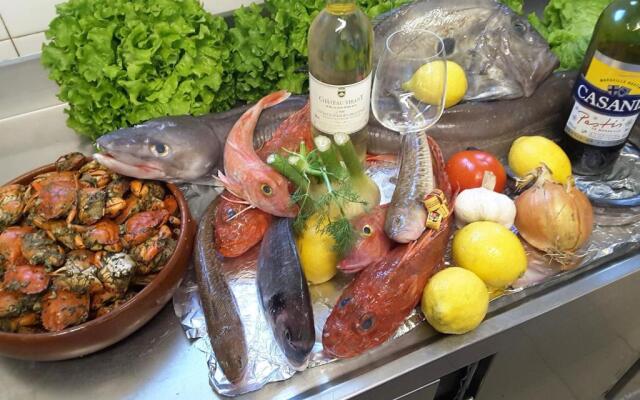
[445,150,507,192]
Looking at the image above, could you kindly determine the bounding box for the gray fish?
[256,218,314,370]
[194,198,248,383]
[384,131,434,243]
[95,73,577,184]
[374,0,559,101]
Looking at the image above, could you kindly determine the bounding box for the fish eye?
[513,21,527,34]
[361,225,373,237]
[151,143,170,156]
[225,208,236,219]
[261,184,273,196]
[359,314,374,331]
[284,328,292,343]
[339,297,351,308]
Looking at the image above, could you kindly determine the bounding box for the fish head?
[339,205,392,273]
[384,205,426,244]
[214,192,272,258]
[484,5,559,97]
[271,294,314,368]
[243,167,297,218]
[94,116,222,183]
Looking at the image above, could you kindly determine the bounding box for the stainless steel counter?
[1,73,639,400]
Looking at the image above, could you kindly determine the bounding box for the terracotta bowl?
[0,160,196,361]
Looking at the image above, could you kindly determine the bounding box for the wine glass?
[372,29,447,135]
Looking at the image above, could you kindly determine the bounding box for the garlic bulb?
[454,187,516,228]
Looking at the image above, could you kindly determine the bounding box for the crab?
[0,184,27,229]
[122,209,170,247]
[0,312,40,333]
[79,220,122,252]
[41,289,90,332]
[131,226,176,275]
[27,171,79,222]
[93,292,136,318]
[78,160,112,188]
[0,226,34,265]
[51,256,102,294]
[96,252,135,295]
[55,152,86,172]
[77,187,107,225]
[3,264,50,295]
[20,230,66,269]
[32,218,80,250]
[0,287,25,318]
[105,178,130,218]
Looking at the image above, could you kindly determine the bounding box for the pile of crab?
[0,153,181,333]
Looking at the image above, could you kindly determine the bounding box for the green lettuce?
[499,0,524,14]
[42,0,233,140]
[528,0,612,70]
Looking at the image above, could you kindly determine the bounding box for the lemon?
[508,136,572,184]
[297,215,338,285]
[452,221,527,289]
[403,60,468,108]
[421,267,489,335]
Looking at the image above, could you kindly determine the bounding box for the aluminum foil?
[173,148,640,397]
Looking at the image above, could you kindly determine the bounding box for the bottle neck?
[326,0,357,14]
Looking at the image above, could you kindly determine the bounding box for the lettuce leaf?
[528,0,612,70]
[499,0,524,14]
[42,0,233,139]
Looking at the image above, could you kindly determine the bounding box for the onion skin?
[515,174,594,257]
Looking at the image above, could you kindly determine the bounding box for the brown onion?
[515,166,593,261]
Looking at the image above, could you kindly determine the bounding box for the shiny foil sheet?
[174,147,640,397]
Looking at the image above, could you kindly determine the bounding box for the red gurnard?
[256,102,314,160]
[323,137,453,358]
[213,191,273,258]
[219,91,297,218]
[338,205,392,274]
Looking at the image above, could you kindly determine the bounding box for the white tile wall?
[0,0,265,62]
[0,16,8,40]
[0,0,64,38]
[202,0,262,14]
[13,32,46,56]
[0,39,16,62]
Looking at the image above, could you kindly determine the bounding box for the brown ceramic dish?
[0,160,196,361]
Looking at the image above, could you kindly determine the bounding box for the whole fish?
[193,199,248,383]
[322,137,453,359]
[338,204,392,274]
[256,102,314,160]
[374,0,559,101]
[384,132,434,243]
[95,73,577,183]
[257,218,315,369]
[213,191,273,258]
[218,91,297,218]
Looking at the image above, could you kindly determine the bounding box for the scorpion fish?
[322,137,453,359]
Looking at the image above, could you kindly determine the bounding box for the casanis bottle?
[562,0,640,175]
[308,0,374,157]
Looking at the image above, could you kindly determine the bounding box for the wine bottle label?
[565,51,640,147]
[309,72,372,135]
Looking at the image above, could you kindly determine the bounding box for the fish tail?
[258,90,291,109]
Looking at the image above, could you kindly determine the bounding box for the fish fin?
[259,90,292,109]
[216,171,245,199]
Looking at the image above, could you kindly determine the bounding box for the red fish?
[322,137,453,358]
[213,191,273,258]
[338,205,392,274]
[218,91,297,218]
[256,102,314,160]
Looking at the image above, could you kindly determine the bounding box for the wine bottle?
[308,0,374,158]
[562,0,640,175]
